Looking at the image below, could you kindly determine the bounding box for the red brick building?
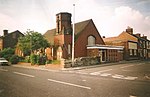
[44,12,124,62]
[103,27,150,60]
[0,30,24,51]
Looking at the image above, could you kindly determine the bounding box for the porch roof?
[87,44,124,50]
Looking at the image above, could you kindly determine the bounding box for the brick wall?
[75,21,105,58]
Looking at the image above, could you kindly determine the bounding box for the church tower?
[54,12,72,59]
[56,12,72,35]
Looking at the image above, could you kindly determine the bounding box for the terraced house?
[44,12,124,63]
[103,27,150,60]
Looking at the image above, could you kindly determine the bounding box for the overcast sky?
[0,0,150,39]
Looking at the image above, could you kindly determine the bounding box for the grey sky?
[0,0,150,39]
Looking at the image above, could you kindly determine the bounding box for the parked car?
[0,58,9,66]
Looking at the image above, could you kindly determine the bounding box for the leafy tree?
[17,30,50,56]
[0,48,15,60]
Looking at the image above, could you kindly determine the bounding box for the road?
[0,61,150,97]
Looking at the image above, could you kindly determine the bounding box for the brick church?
[44,12,124,62]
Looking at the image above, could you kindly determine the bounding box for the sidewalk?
[62,60,141,71]
[11,60,142,71]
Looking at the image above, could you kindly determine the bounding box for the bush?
[24,56,30,63]
[46,60,52,64]
[30,54,38,65]
[52,60,61,64]
[39,55,47,65]
[30,54,47,65]
[9,55,19,64]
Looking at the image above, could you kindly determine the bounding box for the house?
[103,26,150,60]
[0,30,24,51]
[44,12,124,63]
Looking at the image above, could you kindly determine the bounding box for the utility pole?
[72,4,75,66]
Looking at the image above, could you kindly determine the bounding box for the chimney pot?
[3,30,8,36]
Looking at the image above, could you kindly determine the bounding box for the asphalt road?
[0,61,150,97]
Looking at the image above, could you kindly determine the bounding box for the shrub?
[24,56,30,63]
[39,55,47,65]
[46,60,52,64]
[30,54,47,65]
[36,55,40,65]
[52,60,61,64]
[30,54,37,65]
[9,55,19,64]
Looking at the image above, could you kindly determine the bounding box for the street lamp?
[72,4,75,66]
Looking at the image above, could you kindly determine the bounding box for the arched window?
[88,35,96,45]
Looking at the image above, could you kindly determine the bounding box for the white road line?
[76,72,88,75]
[82,80,86,82]
[0,68,8,72]
[100,73,111,77]
[120,65,134,69]
[112,74,124,79]
[90,72,100,75]
[90,69,113,75]
[145,76,150,80]
[124,76,138,80]
[48,79,91,90]
[13,72,35,78]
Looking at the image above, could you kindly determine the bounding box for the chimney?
[134,33,141,37]
[103,36,105,38]
[142,36,147,39]
[3,30,8,36]
[126,26,133,34]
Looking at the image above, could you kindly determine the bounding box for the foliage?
[52,60,61,64]
[9,55,19,64]
[30,54,38,65]
[0,48,15,60]
[46,60,52,64]
[17,30,50,56]
[30,54,47,65]
[24,56,30,63]
[39,55,47,65]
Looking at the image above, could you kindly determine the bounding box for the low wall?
[64,57,100,68]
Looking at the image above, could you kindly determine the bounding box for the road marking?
[145,76,150,80]
[0,68,8,72]
[48,79,91,90]
[124,76,138,80]
[76,72,88,75]
[100,73,111,77]
[112,74,124,79]
[13,72,35,78]
[90,72,100,75]
[90,69,113,75]
[122,69,133,72]
[82,80,86,82]
[120,65,134,69]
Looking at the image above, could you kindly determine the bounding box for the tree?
[0,48,15,60]
[17,30,50,56]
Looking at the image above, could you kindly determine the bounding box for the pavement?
[11,60,144,71]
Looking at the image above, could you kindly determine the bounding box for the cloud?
[101,6,150,39]
[0,0,149,39]
[0,13,19,35]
